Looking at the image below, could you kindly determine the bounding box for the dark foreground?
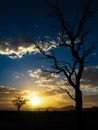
[0,109,98,130]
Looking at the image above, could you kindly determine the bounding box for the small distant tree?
[12,96,28,111]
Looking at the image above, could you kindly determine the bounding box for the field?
[0,108,98,130]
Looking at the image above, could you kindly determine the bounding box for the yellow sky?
[0,85,98,111]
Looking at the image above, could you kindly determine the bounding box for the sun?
[28,92,42,106]
[30,96,41,106]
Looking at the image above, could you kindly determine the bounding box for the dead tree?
[29,0,97,129]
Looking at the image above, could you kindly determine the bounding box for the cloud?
[0,40,38,59]
[82,66,98,85]
[28,68,71,94]
[28,69,42,79]
[29,68,58,78]
[28,69,59,90]
[28,68,59,84]
[0,86,28,96]
[80,66,98,94]
[28,66,98,96]
[83,95,98,107]
[28,68,73,96]
[0,38,56,59]
[12,72,25,79]
[0,86,16,93]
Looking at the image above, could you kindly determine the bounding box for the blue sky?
[0,0,98,110]
[0,0,50,38]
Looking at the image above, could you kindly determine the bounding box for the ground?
[0,108,98,130]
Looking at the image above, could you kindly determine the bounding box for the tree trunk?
[18,106,21,111]
[75,88,83,130]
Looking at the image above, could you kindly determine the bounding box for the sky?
[0,0,98,110]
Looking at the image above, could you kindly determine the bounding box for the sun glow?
[28,92,42,106]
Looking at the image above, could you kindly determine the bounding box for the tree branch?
[75,0,92,38]
[60,87,75,101]
[48,2,74,40]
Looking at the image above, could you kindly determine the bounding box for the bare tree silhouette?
[27,0,97,129]
[12,96,28,111]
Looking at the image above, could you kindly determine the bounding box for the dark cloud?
[0,86,27,97]
[83,94,98,107]
[0,38,38,58]
[82,66,98,86]
[0,86,9,92]
[0,37,56,59]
